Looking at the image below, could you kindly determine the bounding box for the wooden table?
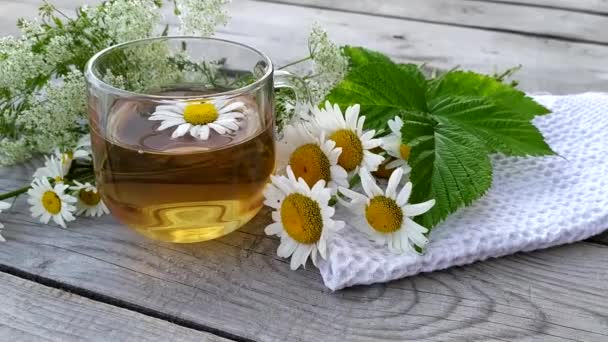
[1,0,607,341]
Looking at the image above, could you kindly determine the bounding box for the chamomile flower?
[339,168,435,254]
[149,99,245,140]
[73,134,92,160]
[311,101,384,173]
[277,123,348,194]
[27,177,76,228]
[264,166,345,270]
[0,201,11,241]
[70,181,109,217]
[382,116,412,172]
[33,154,67,182]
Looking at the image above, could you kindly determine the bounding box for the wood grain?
[0,272,229,342]
[3,0,608,94]
[262,0,608,44]
[1,163,608,342]
[477,0,608,15]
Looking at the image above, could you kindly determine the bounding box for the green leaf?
[428,70,550,119]
[326,61,427,131]
[404,119,493,228]
[343,46,393,67]
[429,96,554,156]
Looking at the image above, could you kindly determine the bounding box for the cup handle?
[273,70,312,119]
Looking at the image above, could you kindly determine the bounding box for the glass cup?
[84,36,308,243]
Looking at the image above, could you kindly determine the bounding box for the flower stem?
[278,56,312,70]
[0,185,30,201]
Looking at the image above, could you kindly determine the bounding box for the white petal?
[388,116,403,134]
[385,167,404,200]
[198,125,210,140]
[157,119,184,131]
[218,101,245,114]
[264,222,283,236]
[396,182,413,206]
[386,159,405,170]
[278,238,298,258]
[404,199,436,217]
[208,123,227,135]
[405,217,430,235]
[290,244,312,270]
[362,151,384,172]
[360,168,383,197]
[214,120,239,130]
[171,123,191,138]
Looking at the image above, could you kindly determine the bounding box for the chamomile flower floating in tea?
[339,168,435,254]
[149,99,245,140]
[381,116,412,172]
[0,201,11,242]
[27,177,76,228]
[70,181,109,217]
[33,155,67,183]
[264,166,345,270]
[311,101,384,173]
[277,123,348,194]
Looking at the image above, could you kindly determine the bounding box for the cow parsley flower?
[87,0,160,43]
[307,23,348,103]
[176,0,231,36]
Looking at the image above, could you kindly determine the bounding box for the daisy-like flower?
[0,201,11,242]
[73,134,92,160]
[277,123,348,194]
[149,99,245,140]
[70,181,109,217]
[264,166,345,270]
[311,101,384,173]
[27,177,76,228]
[381,116,412,172]
[339,168,435,254]
[33,154,67,182]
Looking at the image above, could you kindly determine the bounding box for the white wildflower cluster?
[0,201,10,241]
[85,0,161,43]
[265,101,435,269]
[17,70,87,153]
[0,36,48,92]
[307,23,349,104]
[176,0,231,36]
[0,0,233,166]
[275,24,349,130]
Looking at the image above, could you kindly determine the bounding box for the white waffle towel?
[318,93,608,290]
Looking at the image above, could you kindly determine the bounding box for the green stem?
[278,56,312,70]
[0,185,30,201]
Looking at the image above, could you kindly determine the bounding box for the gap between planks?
[254,0,608,46]
[0,265,255,342]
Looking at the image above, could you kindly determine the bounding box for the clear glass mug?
[84,36,308,243]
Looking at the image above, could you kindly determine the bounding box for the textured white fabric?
[318,93,608,290]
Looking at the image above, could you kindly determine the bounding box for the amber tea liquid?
[90,90,275,243]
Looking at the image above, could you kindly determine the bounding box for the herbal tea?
[90,90,275,243]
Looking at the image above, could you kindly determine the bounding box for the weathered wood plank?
[1,163,608,342]
[3,0,608,94]
[0,272,230,342]
[263,0,608,44]
[478,0,608,15]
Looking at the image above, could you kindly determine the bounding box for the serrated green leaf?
[343,46,393,67]
[404,122,493,227]
[428,70,549,119]
[326,61,427,131]
[429,96,555,156]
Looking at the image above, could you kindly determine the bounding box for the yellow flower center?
[399,144,411,160]
[183,103,218,125]
[365,196,403,233]
[280,193,323,244]
[289,144,331,188]
[329,129,363,171]
[79,189,101,206]
[41,190,62,215]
